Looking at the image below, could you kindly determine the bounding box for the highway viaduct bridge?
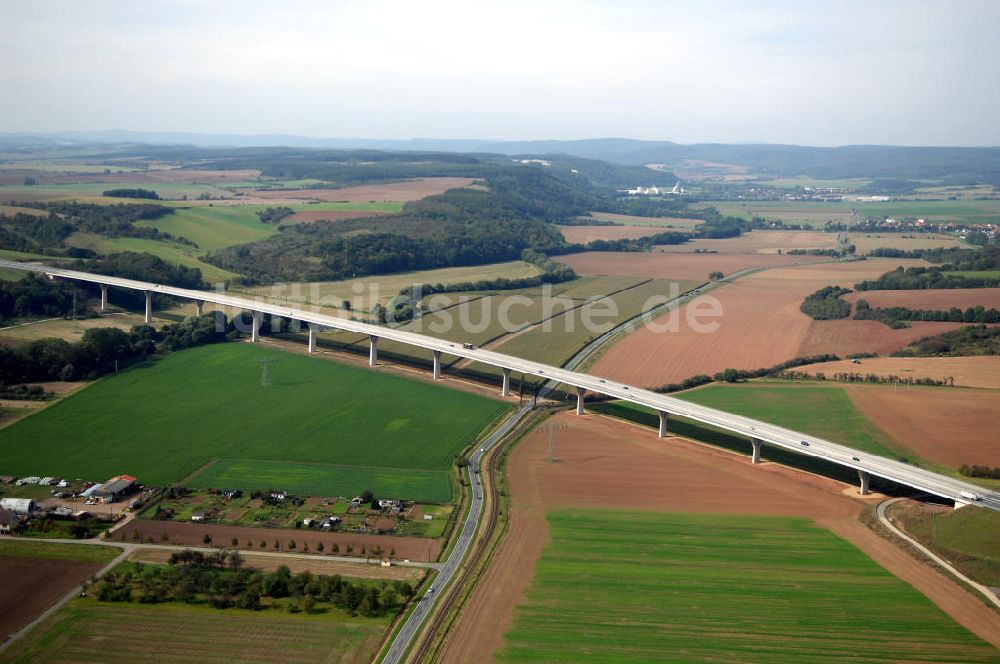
[3,258,997,512]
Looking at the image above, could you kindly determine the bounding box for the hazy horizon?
[3,0,999,147]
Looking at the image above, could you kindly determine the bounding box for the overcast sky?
[2,0,998,146]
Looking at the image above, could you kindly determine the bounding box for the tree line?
[893,324,1000,357]
[88,551,413,616]
[800,286,853,320]
[102,188,161,200]
[0,312,232,383]
[854,299,1000,328]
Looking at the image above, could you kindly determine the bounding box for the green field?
[66,232,237,283]
[0,343,507,501]
[0,540,121,564]
[189,458,453,503]
[671,382,905,459]
[497,510,996,662]
[134,205,277,252]
[0,599,387,663]
[892,503,1000,586]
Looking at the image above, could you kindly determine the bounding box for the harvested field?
[0,168,261,186]
[850,233,969,255]
[584,211,704,228]
[251,177,475,202]
[233,260,541,312]
[800,356,1000,389]
[558,225,667,243]
[589,259,937,388]
[844,384,1000,468]
[0,556,105,640]
[843,288,1000,310]
[115,520,442,562]
[440,412,1000,661]
[656,229,838,254]
[126,549,425,581]
[2,599,386,663]
[795,319,971,358]
[284,209,388,223]
[558,251,821,281]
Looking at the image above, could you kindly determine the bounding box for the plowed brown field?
[558,251,822,281]
[799,356,1000,389]
[116,520,441,562]
[844,288,1000,310]
[439,412,1000,661]
[589,259,938,388]
[844,384,1000,467]
[0,556,103,639]
[251,177,474,202]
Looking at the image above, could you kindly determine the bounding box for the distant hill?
[2,131,998,183]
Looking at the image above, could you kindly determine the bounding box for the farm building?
[93,475,137,503]
[191,511,207,523]
[0,497,36,516]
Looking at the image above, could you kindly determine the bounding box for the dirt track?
[0,556,102,639]
[439,412,1000,660]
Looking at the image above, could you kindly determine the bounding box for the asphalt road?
[380,401,533,664]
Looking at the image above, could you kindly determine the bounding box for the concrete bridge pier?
[658,410,669,438]
[100,285,108,313]
[575,386,585,415]
[251,311,262,342]
[501,368,511,397]
[369,335,379,366]
[195,300,204,317]
[144,291,152,323]
[432,350,442,380]
[858,470,871,495]
[751,438,762,464]
[308,324,317,353]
